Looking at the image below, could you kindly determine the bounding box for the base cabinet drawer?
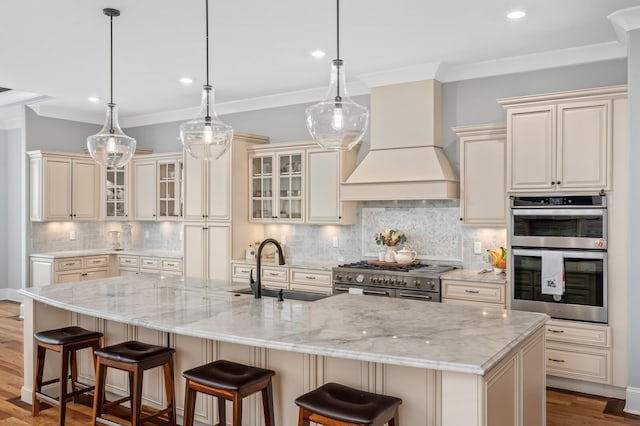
[546,320,611,347]
[85,255,109,269]
[261,266,288,283]
[119,256,139,268]
[546,344,611,384]
[232,264,254,282]
[140,257,160,269]
[442,280,505,305]
[161,259,182,272]
[290,283,332,295]
[290,269,331,287]
[55,258,83,271]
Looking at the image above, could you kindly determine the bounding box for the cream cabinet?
[117,255,183,277]
[28,151,100,221]
[289,268,332,295]
[248,141,356,225]
[454,124,507,226]
[183,148,231,222]
[132,154,183,221]
[184,223,231,281]
[30,255,111,287]
[306,148,357,224]
[499,86,627,193]
[442,279,506,308]
[104,165,130,219]
[545,319,612,384]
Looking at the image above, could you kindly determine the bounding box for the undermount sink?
[230,288,331,302]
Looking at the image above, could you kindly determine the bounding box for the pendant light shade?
[87,8,136,169]
[306,0,369,151]
[180,0,233,160]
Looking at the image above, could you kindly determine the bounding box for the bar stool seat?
[295,382,402,426]
[33,326,104,426]
[182,360,275,426]
[92,340,176,426]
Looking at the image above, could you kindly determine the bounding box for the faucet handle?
[249,269,256,287]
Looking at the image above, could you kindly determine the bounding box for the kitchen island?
[20,275,548,426]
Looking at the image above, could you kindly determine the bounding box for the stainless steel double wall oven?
[510,195,608,323]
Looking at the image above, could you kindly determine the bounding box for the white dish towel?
[541,251,564,296]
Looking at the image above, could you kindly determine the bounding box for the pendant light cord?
[205,0,211,120]
[109,12,114,132]
[335,0,341,102]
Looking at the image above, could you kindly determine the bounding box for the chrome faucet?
[249,238,285,298]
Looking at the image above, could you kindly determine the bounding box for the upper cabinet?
[132,154,183,221]
[499,86,627,193]
[104,165,130,219]
[454,124,507,226]
[183,145,231,222]
[28,151,100,222]
[247,141,356,225]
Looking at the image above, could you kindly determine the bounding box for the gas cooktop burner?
[337,261,454,274]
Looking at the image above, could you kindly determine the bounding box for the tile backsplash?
[31,221,182,253]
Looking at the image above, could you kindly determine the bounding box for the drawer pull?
[548,358,565,363]
[239,268,251,273]
[548,329,565,334]
[65,262,76,266]
[268,272,279,276]
[305,276,317,280]
[398,293,432,300]
[165,262,176,267]
[144,261,154,265]
[464,289,480,294]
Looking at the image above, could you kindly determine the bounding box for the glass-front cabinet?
[105,166,128,218]
[250,150,304,222]
[158,159,183,219]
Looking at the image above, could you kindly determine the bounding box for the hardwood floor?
[2,300,640,425]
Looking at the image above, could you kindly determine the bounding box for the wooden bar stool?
[182,359,275,426]
[295,382,402,426]
[92,340,176,426]
[33,326,103,426]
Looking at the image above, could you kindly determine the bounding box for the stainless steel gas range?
[332,261,455,302]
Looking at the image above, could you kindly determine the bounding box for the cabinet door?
[207,152,231,221]
[307,150,340,223]
[557,100,611,190]
[133,160,157,220]
[460,133,506,226]
[184,223,206,279]
[43,157,72,220]
[206,224,231,282]
[72,159,100,220]
[249,154,275,222]
[507,105,555,191]
[183,154,206,221]
[85,269,110,280]
[105,165,129,219]
[157,159,182,219]
[276,151,304,222]
[55,271,84,283]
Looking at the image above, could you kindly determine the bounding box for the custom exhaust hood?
[341,80,459,201]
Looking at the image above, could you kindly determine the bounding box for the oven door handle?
[511,248,607,259]
[334,287,349,292]
[512,208,606,216]
[398,293,432,300]
[363,289,391,296]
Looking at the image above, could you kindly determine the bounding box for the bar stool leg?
[163,357,176,425]
[261,381,275,426]
[183,380,196,426]
[92,360,107,425]
[32,345,46,416]
[217,397,226,426]
[297,407,310,426]
[59,346,70,426]
[70,349,79,403]
[232,393,242,426]
[131,365,144,426]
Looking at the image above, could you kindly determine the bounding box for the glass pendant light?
[180,0,233,160]
[87,8,136,169]
[306,0,369,151]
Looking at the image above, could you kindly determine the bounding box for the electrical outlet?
[474,241,482,254]
[69,231,76,241]
[280,234,287,245]
[332,236,339,248]
[145,231,150,239]
[179,231,183,241]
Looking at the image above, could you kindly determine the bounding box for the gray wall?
[0,130,7,290]
[25,108,100,152]
[627,29,640,405]
[7,128,23,292]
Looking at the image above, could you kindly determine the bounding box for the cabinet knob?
[459,217,463,221]
[551,181,556,185]
[338,216,342,219]
[556,181,561,185]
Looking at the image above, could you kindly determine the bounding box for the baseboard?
[547,376,626,399]
[0,288,23,303]
[625,387,640,414]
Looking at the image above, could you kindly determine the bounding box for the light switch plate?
[69,231,76,241]
[474,241,482,254]
[332,237,339,248]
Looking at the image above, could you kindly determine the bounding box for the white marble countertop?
[19,275,547,375]
[30,249,183,259]
[441,269,507,284]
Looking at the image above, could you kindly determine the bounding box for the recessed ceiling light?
[88,96,100,103]
[180,77,193,85]
[506,10,526,20]
[311,50,326,58]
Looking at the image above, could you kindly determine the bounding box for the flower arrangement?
[375,229,407,247]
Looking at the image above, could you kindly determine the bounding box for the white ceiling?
[1,0,639,126]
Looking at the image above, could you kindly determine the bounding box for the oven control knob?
[346,276,352,281]
[336,274,343,281]
[384,277,390,284]
[356,274,364,283]
[415,280,421,288]
[369,276,376,283]
[427,281,435,290]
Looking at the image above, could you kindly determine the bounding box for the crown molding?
[28,40,628,128]
[609,6,640,42]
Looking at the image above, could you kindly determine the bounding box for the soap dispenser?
[245,244,256,260]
